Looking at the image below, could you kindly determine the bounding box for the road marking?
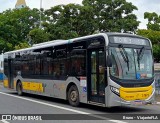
[1,120,10,123]
[109,120,127,123]
[157,102,160,105]
[0,91,127,123]
[0,91,89,114]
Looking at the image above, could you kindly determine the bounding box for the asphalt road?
[0,84,160,123]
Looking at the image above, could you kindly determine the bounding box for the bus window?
[70,50,86,76]
[54,45,68,79]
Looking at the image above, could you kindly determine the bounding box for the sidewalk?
[155,95,160,104]
[0,80,3,85]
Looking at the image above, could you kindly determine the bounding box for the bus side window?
[54,45,68,79]
[70,51,86,76]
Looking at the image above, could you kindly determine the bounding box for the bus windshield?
[109,47,153,80]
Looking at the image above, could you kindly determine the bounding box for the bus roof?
[4,32,149,55]
[4,33,107,54]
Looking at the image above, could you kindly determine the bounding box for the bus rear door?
[8,58,14,89]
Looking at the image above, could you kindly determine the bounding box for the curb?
[157,102,160,105]
[0,82,3,86]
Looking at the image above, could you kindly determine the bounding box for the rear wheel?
[17,82,23,96]
[68,85,79,106]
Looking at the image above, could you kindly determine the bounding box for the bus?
[3,32,155,107]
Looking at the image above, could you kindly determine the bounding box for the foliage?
[44,0,140,39]
[137,29,160,44]
[14,42,30,50]
[144,12,160,31]
[29,28,51,44]
[44,4,97,39]
[0,7,45,52]
[137,29,160,62]
[152,45,160,62]
[0,0,140,52]
[82,0,140,32]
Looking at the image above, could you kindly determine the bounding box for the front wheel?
[68,85,80,106]
[17,82,23,96]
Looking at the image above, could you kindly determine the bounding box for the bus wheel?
[17,82,23,96]
[68,85,79,106]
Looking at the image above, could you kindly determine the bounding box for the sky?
[0,0,160,29]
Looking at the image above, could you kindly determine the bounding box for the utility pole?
[40,0,42,28]
[112,0,114,32]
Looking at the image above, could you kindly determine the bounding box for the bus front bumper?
[120,90,155,106]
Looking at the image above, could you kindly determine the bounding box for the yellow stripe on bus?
[120,86,153,101]
[22,82,44,92]
[14,81,16,89]
[3,80,9,88]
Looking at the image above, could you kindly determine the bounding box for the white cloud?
[127,0,160,29]
[26,0,82,10]
[0,0,82,12]
[0,0,16,12]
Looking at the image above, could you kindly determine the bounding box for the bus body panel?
[13,76,88,104]
[107,78,121,107]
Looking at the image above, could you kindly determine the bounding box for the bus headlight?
[110,86,120,96]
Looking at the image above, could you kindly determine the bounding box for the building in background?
[15,0,27,9]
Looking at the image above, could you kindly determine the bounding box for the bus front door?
[87,48,105,104]
[8,59,14,88]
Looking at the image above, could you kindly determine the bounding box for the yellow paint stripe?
[14,81,16,89]
[22,82,44,92]
[3,80,8,88]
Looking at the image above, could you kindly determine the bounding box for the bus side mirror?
[107,55,112,67]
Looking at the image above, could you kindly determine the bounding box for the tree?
[152,45,160,62]
[14,42,30,50]
[137,29,160,44]
[144,12,160,31]
[29,28,51,44]
[82,0,140,32]
[0,0,140,52]
[44,4,97,39]
[137,29,160,62]
[0,10,17,51]
[142,12,160,62]
[45,0,139,39]
[0,8,45,52]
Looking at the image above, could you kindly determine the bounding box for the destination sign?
[109,36,150,46]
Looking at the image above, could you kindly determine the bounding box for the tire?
[17,82,23,96]
[68,85,80,107]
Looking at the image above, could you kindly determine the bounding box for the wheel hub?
[70,91,77,102]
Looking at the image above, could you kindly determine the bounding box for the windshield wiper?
[118,44,129,71]
[137,46,145,70]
